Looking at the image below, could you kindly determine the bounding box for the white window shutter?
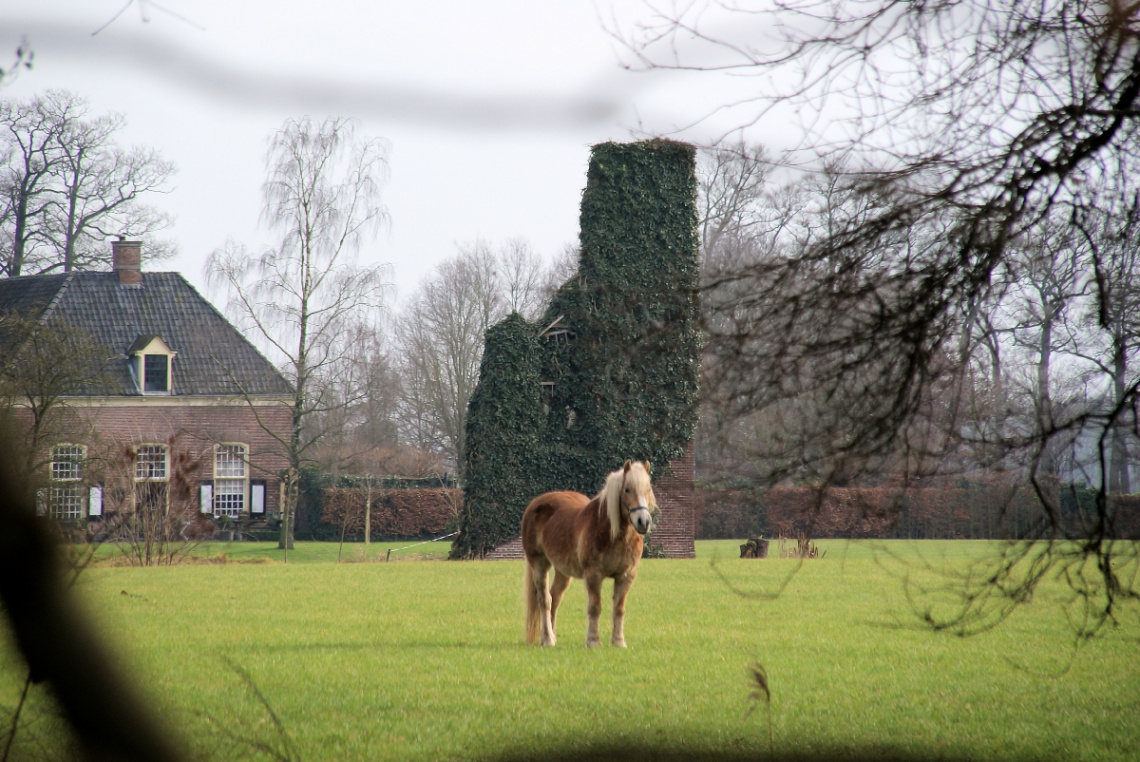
[199,483,213,514]
[88,486,103,517]
[251,482,265,514]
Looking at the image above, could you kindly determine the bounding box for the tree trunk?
[10,192,28,277]
[1035,304,1056,474]
[364,478,372,546]
[277,468,296,552]
[1109,354,1132,494]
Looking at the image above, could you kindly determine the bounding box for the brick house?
[0,240,293,530]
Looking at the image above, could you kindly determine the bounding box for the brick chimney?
[112,239,142,286]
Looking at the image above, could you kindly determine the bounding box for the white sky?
[1,0,778,306]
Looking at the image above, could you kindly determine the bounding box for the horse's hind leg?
[584,571,604,647]
[611,571,637,647]
[549,570,571,640]
[530,557,557,646]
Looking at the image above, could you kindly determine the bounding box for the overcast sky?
[1,0,775,305]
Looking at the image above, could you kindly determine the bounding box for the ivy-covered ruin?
[450,139,700,559]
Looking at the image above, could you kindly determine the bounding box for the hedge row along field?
[697,478,1140,542]
[1,540,1135,761]
[321,487,459,539]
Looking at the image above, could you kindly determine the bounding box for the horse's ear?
[645,461,652,474]
[623,460,632,473]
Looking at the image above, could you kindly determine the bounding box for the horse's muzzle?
[629,507,652,535]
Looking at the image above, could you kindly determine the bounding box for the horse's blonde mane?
[597,462,656,541]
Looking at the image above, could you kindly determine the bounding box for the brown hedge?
[321,487,460,538]
[692,476,1132,540]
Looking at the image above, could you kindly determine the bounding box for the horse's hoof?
[612,640,627,648]
[586,639,601,648]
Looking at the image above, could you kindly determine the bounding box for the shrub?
[321,487,460,539]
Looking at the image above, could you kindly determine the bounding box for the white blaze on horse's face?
[622,461,655,535]
[629,504,651,535]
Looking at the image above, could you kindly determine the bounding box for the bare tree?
[698,141,771,266]
[0,91,70,276]
[496,237,554,319]
[622,1,1140,632]
[394,239,557,476]
[0,313,110,475]
[45,111,175,273]
[0,90,175,277]
[348,325,401,450]
[207,116,390,551]
[993,216,1088,476]
[548,241,581,288]
[304,319,403,478]
[695,142,780,484]
[1071,162,1140,495]
[395,246,501,476]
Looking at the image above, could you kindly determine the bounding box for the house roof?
[0,271,293,397]
[127,334,167,354]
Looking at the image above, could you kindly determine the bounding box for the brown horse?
[522,461,657,647]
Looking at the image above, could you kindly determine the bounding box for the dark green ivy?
[450,140,700,558]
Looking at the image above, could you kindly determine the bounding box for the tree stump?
[739,538,769,558]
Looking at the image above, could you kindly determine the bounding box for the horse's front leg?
[584,571,604,647]
[611,571,637,647]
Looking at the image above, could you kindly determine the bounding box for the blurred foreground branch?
[0,419,183,762]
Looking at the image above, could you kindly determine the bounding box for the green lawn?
[694,537,1007,560]
[89,537,455,564]
[2,540,1137,761]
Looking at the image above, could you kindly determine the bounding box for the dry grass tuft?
[777,534,824,559]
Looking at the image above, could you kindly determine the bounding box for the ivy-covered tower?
[450,140,700,559]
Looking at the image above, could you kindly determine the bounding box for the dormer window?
[128,335,176,395]
[144,354,168,392]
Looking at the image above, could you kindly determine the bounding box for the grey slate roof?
[0,273,68,355]
[0,271,293,397]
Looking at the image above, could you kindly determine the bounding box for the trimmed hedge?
[695,479,1140,540]
[295,467,455,540]
[322,487,459,538]
[451,140,700,558]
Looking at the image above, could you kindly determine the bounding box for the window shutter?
[199,481,213,514]
[89,485,103,517]
[251,481,266,514]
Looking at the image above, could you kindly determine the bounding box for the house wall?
[15,399,291,519]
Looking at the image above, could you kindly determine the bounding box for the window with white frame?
[135,444,168,480]
[213,444,247,518]
[135,444,168,515]
[50,445,86,520]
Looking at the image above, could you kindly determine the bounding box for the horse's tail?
[524,560,542,645]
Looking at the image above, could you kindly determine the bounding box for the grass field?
[2,540,1137,761]
[88,536,456,564]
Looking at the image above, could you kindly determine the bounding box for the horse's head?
[620,460,656,535]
